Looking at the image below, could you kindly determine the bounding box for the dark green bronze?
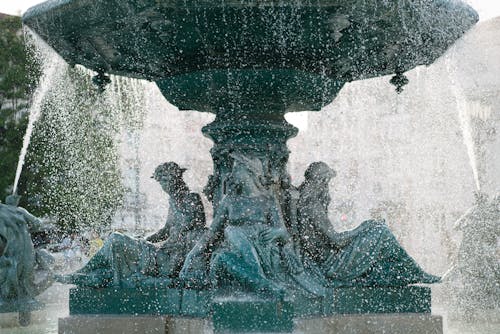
[23,0,477,112]
[0,196,53,325]
[181,158,438,293]
[296,162,440,287]
[22,0,478,212]
[56,162,206,288]
[68,285,431,332]
[23,0,477,332]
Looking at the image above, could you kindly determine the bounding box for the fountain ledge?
[59,285,437,333]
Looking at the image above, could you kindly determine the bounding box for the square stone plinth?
[58,314,442,334]
[296,313,443,334]
[58,315,211,334]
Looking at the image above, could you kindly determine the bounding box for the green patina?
[21,0,477,332]
[69,286,431,332]
[0,196,53,325]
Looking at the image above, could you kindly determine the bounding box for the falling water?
[9,28,154,233]
[445,52,481,191]
[12,30,65,195]
[456,94,481,191]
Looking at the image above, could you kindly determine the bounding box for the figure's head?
[5,194,21,207]
[227,153,268,196]
[152,162,188,194]
[304,162,336,184]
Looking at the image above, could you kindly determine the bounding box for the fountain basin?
[23,0,478,113]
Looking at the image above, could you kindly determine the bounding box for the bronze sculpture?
[20,0,478,329]
[297,162,441,287]
[57,162,206,288]
[181,154,324,297]
[0,195,53,325]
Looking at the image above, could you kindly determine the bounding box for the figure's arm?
[147,202,178,243]
[18,207,44,233]
[286,188,301,241]
[146,226,169,243]
[260,201,290,244]
[312,214,354,248]
[192,193,206,225]
[266,193,303,274]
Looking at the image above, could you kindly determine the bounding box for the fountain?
[21,0,478,333]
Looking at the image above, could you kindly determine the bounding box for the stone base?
[296,314,443,334]
[59,315,170,334]
[0,308,49,328]
[58,314,442,334]
[58,316,212,334]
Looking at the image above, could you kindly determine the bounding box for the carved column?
[201,110,298,215]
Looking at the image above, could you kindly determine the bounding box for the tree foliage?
[0,16,40,110]
[21,66,124,233]
[0,16,40,200]
[1,16,140,233]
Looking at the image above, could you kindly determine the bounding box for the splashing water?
[12,30,66,195]
[14,30,155,232]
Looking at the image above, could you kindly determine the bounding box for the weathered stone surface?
[58,315,170,334]
[58,313,442,334]
[295,313,443,334]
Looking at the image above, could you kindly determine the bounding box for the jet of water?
[12,29,65,195]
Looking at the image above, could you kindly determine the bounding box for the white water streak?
[12,31,64,194]
[445,55,481,191]
[456,95,481,191]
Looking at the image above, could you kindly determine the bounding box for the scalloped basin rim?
[23,0,478,112]
[24,0,466,19]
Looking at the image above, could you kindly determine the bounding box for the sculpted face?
[157,173,177,194]
[152,162,187,195]
[227,161,268,197]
